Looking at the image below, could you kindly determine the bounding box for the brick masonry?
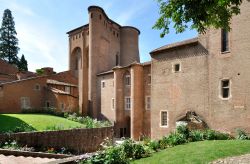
[0,127,113,154]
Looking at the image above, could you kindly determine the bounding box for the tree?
[153,0,246,38]
[18,54,28,71]
[0,9,19,65]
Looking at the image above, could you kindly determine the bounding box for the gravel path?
[211,154,250,164]
[0,154,56,164]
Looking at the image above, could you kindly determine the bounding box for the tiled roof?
[47,79,77,87]
[49,87,69,95]
[150,37,198,55]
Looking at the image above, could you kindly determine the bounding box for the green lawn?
[0,114,84,133]
[132,140,250,164]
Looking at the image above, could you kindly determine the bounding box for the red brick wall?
[0,127,113,154]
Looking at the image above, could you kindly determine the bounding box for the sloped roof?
[150,38,198,55]
[47,79,77,87]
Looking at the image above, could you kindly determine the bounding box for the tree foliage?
[154,0,246,37]
[0,9,20,65]
[18,54,28,71]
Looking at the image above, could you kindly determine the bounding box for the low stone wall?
[0,127,113,154]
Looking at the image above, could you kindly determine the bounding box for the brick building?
[1,2,250,140]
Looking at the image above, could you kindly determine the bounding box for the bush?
[132,143,149,159]
[236,129,250,140]
[189,130,204,142]
[147,140,160,152]
[64,113,112,128]
[159,136,169,149]
[176,124,189,139]
[166,132,187,146]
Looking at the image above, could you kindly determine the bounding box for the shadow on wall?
[0,114,36,133]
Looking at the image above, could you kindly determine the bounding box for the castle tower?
[68,6,140,117]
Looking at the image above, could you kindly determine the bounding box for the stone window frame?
[101,80,106,88]
[172,62,181,73]
[111,98,115,110]
[20,97,31,109]
[160,110,168,128]
[145,96,151,110]
[125,75,131,86]
[219,78,232,100]
[221,29,230,53]
[124,96,131,110]
[34,83,41,91]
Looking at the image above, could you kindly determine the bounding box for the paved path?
[0,154,56,164]
[211,154,250,164]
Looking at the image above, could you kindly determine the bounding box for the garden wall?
[0,127,113,154]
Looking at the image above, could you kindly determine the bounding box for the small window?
[101,81,105,88]
[99,14,102,20]
[34,84,40,91]
[125,75,131,86]
[161,111,168,127]
[65,86,71,94]
[111,98,115,110]
[221,29,229,52]
[145,96,151,110]
[116,53,119,66]
[90,13,93,18]
[148,74,151,85]
[61,103,65,111]
[125,97,131,110]
[46,101,50,108]
[20,97,31,109]
[173,63,180,72]
[221,79,230,99]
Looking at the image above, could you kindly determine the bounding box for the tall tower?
[68,6,140,118]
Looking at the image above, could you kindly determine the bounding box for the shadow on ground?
[0,114,36,133]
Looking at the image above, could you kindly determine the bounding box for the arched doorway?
[71,47,82,78]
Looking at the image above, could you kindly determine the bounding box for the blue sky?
[0,0,197,72]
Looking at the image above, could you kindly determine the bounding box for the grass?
[132,140,250,164]
[0,114,85,133]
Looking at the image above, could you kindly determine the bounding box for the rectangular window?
[125,97,131,110]
[125,75,131,86]
[145,96,151,110]
[221,79,230,98]
[173,63,181,72]
[221,29,229,52]
[101,81,105,88]
[161,111,168,127]
[34,84,40,91]
[20,97,30,109]
[46,101,50,108]
[65,86,71,94]
[61,103,65,111]
[148,74,151,85]
[111,98,115,110]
